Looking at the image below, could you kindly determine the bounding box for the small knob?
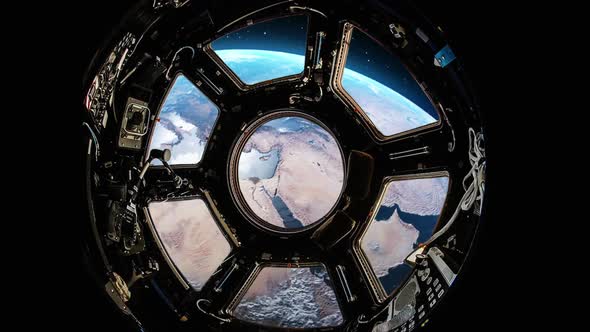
[149,149,172,162]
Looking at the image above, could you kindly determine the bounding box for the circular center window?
[233,113,345,231]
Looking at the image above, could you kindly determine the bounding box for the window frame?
[143,194,237,291]
[226,262,346,329]
[329,22,443,143]
[352,171,451,303]
[203,14,311,91]
[227,110,347,235]
[144,72,221,168]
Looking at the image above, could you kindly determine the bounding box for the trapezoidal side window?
[231,265,344,328]
[208,15,308,87]
[147,198,232,291]
[332,23,440,139]
[359,174,449,300]
[148,74,220,165]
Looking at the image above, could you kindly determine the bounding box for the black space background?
[19,0,547,331]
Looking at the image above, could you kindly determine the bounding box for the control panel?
[373,246,458,332]
[85,32,136,131]
[118,97,151,150]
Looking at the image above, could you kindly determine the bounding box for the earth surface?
[361,177,449,295]
[148,199,231,291]
[237,116,344,230]
[233,266,343,328]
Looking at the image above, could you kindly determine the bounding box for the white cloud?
[150,124,179,147]
[167,112,197,133]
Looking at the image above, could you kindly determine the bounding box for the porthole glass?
[360,176,449,296]
[148,75,220,165]
[233,265,343,328]
[235,115,344,231]
[147,199,231,290]
[210,15,308,85]
[337,26,439,137]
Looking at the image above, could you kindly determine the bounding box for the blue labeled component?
[434,44,456,68]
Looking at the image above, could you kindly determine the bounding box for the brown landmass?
[381,177,449,215]
[239,127,344,227]
[149,199,231,289]
[361,209,419,277]
[240,267,291,301]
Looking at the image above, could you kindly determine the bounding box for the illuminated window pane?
[148,199,231,290]
[233,266,343,328]
[237,116,344,230]
[341,29,439,137]
[361,177,449,295]
[149,75,219,165]
[211,15,308,85]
